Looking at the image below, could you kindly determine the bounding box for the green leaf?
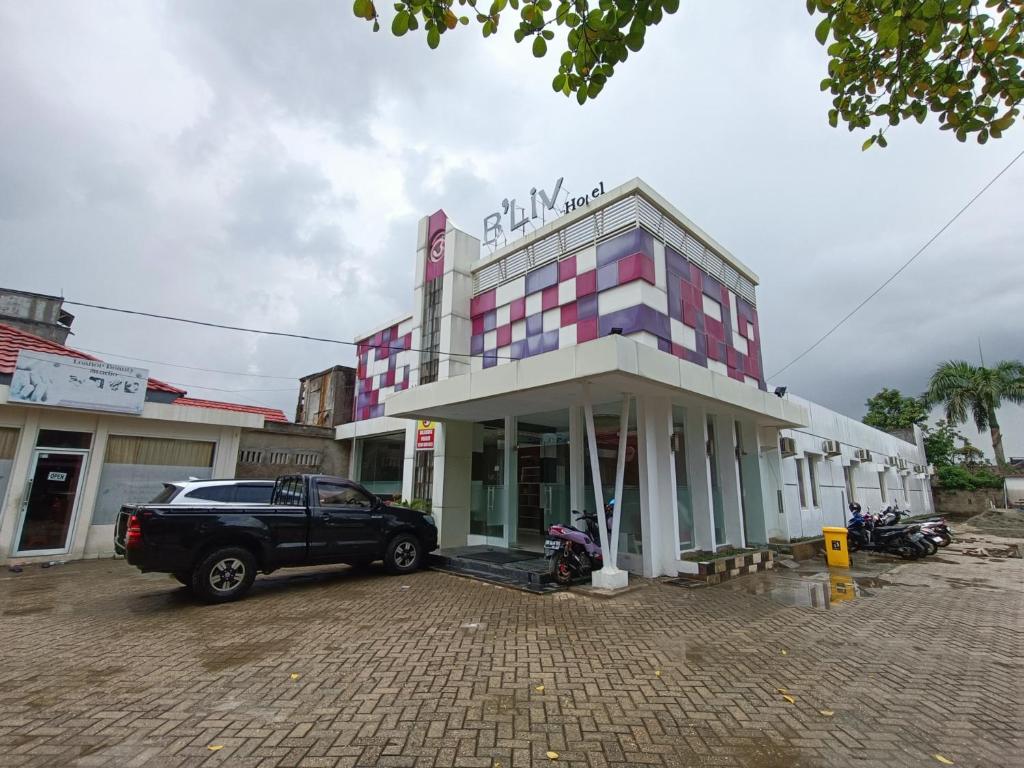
[576,87,587,105]
[814,17,830,45]
[553,72,567,92]
[828,109,838,127]
[392,10,410,35]
[353,0,370,18]
[861,135,876,151]
[428,27,441,48]
[532,35,547,57]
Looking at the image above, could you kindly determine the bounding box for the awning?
[385,336,807,427]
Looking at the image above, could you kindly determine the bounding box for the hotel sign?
[483,178,606,249]
[9,350,149,415]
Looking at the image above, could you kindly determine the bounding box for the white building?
[331,177,935,582]
[0,323,288,565]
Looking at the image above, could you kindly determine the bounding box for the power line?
[64,301,519,360]
[77,347,301,380]
[163,380,297,393]
[769,146,1024,381]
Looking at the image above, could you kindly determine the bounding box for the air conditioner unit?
[887,456,899,467]
[779,437,797,457]
[822,439,842,457]
[854,448,872,462]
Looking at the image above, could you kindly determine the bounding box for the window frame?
[795,457,808,509]
[315,481,374,508]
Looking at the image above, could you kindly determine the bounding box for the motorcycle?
[877,504,951,549]
[847,505,929,559]
[544,503,612,585]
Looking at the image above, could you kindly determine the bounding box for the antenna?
[978,337,985,367]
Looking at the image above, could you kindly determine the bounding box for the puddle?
[718,572,871,609]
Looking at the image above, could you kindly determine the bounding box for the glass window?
[359,433,405,497]
[274,477,306,506]
[36,430,92,450]
[149,484,182,504]
[796,458,808,508]
[185,486,235,502]
[413,451,434,503]
[317,482,373,507]
[807,455,819,508]
[672,406,693,551]
[235,484,274,504]
[471,422,506,538]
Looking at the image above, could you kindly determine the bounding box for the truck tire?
[191,546,257,603]
[383,533,423,575]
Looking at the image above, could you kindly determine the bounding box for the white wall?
[771,394,934,540]
[0,398,250,563]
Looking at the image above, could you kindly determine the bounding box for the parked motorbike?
[877,504,952,548]
[847,504,929,559]
[544,503,612,585]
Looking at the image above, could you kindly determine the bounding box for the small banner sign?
[9,350,149,415]
[415,420,436,451]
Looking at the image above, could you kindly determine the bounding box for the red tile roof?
[0,323,183,394]
[1,323,289,422]
[172,397,289,422]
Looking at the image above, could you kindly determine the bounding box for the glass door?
[15,449,88,555]
[470,422,507,546]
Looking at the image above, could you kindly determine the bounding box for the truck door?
[311,480,383,560]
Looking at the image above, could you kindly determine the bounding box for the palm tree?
[924,360,1024,467]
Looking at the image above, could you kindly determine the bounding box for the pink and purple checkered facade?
[353,318,415,421]
[468,228,765,388]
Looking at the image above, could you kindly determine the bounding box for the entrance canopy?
[386,336,807,428]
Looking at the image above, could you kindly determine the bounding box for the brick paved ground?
[0,528,1020,768]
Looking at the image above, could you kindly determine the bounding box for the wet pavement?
[0,525,1020,767]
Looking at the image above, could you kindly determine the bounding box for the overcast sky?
[2,1,1022,455]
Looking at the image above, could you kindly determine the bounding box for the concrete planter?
[676,549,774,585]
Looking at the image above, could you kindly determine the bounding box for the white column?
[758,427,788,542]
[433,421,473,548]
[582,388,627,589]
[503,415,517,548]
[684,406,716,552]
[636,395,677,578]
[568,406,584,515]
[716,416,746,549]
[401,421,416,502]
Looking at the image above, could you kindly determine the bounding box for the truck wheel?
[384,534,422,574]
[191,547,257,603]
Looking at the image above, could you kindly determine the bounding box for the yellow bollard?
[822,527,850,568]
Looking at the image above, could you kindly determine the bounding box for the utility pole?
[978,337,985,367]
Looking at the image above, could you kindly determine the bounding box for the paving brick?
[0,533,1019,767]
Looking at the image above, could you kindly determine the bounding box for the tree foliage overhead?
[862,387,928,431]
[352,0,1024,146]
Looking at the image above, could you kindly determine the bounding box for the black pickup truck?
[115,474,438,603]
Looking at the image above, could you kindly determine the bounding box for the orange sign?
[415,420,436,451]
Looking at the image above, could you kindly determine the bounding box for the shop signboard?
[415,420,436,451]
[9,350,149,415]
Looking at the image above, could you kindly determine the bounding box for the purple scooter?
[544,502,613,585]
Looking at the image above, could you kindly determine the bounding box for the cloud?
[0,0,1021,423]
